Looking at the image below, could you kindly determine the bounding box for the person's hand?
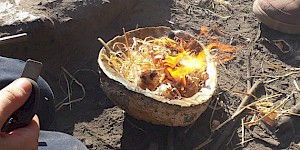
[0,78,40,150]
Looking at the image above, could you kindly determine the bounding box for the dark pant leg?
[38,130,88,150]
[0,56,55,130]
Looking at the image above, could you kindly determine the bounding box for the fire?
[101,26,238,99]
[164,50,207,88]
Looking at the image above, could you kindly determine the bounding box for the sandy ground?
[0,0,300,149]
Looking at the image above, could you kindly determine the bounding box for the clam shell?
[98,26,217,126]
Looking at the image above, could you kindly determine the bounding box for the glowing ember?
[100,26,238,99]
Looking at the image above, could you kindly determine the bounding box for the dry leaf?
[262,112,277,126]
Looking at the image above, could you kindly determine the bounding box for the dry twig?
[55,67,86,111]
[211,81,261,149]
[0,33,27,45]
[193,81,262,150]
[212,81,262,132]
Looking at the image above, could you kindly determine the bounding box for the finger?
[0,115,40,150]
[10,115,40,137]
[0,78,32,128]
[32,114,40,130]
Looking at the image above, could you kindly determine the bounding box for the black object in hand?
[1,59,42,133]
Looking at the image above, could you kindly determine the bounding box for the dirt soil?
[1,0,300,150]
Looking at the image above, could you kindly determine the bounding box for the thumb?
[0,78,32,128]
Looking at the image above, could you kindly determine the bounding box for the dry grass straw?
[261,60,300,83]
[204,9,231,19]
[212,93,280,131]
[55,67,86,111]
[205,0,232,19]
[193,138,213,150]
[209,94,221,131]
[226,130,236,146]
[244,92,294,126]
[194,92,288,149]
[213,0,232,8]
[241,118,245,147]
[233,138,254,150]
[194,27,299,149]
[211,81,264,132]
[294,80,300,92]
[125,118,147,134]
[98,37,113,52]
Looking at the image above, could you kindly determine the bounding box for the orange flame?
[155,26,238,90]
[164,50,207,89]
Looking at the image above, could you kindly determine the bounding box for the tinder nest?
[98,26,217,126]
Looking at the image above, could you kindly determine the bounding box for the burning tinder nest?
[98,26,219,126]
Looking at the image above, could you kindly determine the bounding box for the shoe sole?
[253,0,300,34]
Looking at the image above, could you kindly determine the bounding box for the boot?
[253,0,300,34]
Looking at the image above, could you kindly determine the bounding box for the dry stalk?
[231,90,257,100]
[212,93,281,132]
[204,9,231,19]
[232,145,243,150]
[233,138,254,150]
[213,0,232,8]
[209,94,221,131]
[244,92,295,126]
[186,92,222,134]
[237,138,254,146]
[246,53,251,91]
[125,118,147,134]
[65,71,71,110]
[280,111,300,117]
[212,81,262,132]
[241,118,245,147]
[263,60,285,70]
[56,69,70,109]
[55,67,86,111]
[276,96,300,131]
[264,72,299,83]
[193,90,280,150]
[294,80,300,92]
[226,130,236,146]
[193,134,213,150]
[287,67,300,71]
[194,81,262,150]
[184,122,196,134]
[264,60,300,71]
[98,37,113,52]
[122,28,130,49]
